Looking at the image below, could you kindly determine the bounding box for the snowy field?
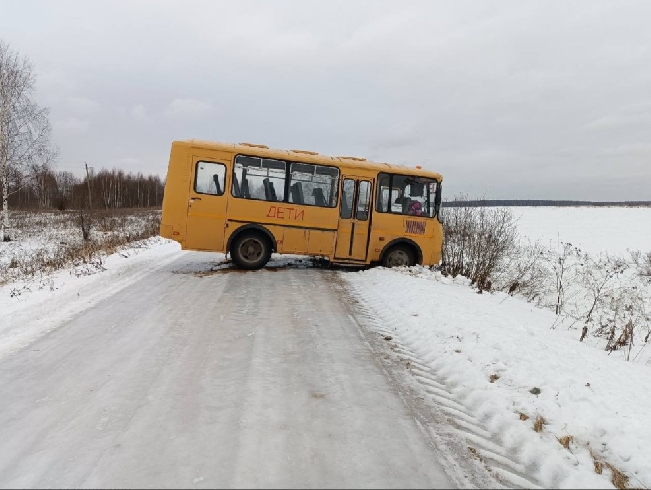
[507,206,651,256]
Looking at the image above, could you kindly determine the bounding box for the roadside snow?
[344,266,650,489]
[0,237,181,359]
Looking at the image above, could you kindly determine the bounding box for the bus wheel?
[231,232,272,270]
[382,245,415,268]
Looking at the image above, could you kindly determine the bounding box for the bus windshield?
[376,173,439,217]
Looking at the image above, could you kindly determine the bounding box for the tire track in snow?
[341,278,552,490]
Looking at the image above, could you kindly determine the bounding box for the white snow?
[344,266,651,489]
[509,206,651,256]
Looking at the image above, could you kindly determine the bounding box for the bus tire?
[382,244,416,268]
[231,231,272,270]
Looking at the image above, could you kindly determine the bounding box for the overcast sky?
[2,0,650,200]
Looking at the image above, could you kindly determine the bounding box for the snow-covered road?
[0,252,452,488]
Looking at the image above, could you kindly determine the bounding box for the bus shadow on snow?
[172,254,334,277]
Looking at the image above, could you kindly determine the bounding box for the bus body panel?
[160,143,192,246]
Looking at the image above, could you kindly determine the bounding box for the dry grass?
[533,416,546,433]
[608,465,629,490]
[594,460,603,475]
[557,435,574,449]
[489,374,500,383]
[519,412,529,421]
[589,448,630,489]
[1,209,161,285]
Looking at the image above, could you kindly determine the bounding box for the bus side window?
[195,161,226,196]
[288,162,339,207]
[357,181,370,220]
[340,179,354,219]
[376,174,390,212]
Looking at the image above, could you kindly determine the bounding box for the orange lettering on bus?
[267,205,305,221]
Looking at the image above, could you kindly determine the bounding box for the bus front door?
[335,177,372,261]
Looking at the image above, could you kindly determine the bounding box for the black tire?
[231,231,272,270]
[382,244,416,268]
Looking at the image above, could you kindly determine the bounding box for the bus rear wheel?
[231,231,272,270]
[382,245,415,268]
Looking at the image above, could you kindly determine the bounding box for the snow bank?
[344,266,651,489]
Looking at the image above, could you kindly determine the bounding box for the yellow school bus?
[160,140,443,270]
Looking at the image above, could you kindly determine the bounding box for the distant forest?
[443,199,651,208]
[7,166,164,210]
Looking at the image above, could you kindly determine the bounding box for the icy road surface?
[0,253,452,489]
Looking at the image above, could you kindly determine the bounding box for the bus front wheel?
[231,231,272,270]
[382,245,416,268]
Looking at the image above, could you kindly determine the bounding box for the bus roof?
[176,139,443,181]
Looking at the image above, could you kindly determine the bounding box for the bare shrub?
[550,243,581,315]
[493,240,549,303]
[631,250,651,278]
[440,197,517,290]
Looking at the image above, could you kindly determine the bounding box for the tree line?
[8,164,165,210]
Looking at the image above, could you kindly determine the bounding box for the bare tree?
[0,40,54,241]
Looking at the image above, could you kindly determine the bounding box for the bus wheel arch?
[227,225,276,270]
[379,239,422,268]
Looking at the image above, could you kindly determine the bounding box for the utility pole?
[85,162,92,209]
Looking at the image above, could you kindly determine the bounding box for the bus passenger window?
[195,161,226,196]
[233,155,286,201]
[340,179,354,219]
[288,162,339,207]
[376,174,390,212]
[357,181,370,220]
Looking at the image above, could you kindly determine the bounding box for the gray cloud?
[2,0,650,199]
